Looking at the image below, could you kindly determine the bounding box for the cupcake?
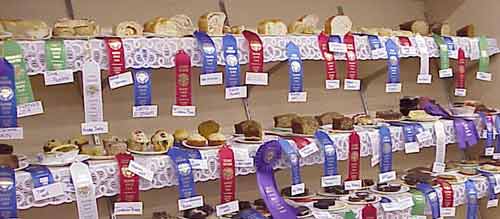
[186,133,208,147]
[207,133,226,146]
[151,130,174,151]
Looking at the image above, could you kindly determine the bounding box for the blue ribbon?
[329,35,342,44]
[25,165,55,188]
[416,183,440,219]
[0,166,16,218]
[314,130,338,176]
[239,208,267,219]
[480,171,498,201]
[368,35,382,50]
[385,39,400,83]
[495,115,500,153]
[279,139,302,185]
[222,34,241,88]
[194,31,218,74]
[0,58,17,128]
[132,68,152,106]
[479,112,494,147]
[167,147,196,199]
[172,145,202,159]
[379,126,393,173]
[390,122,418,144]
[443,36,456,53]
[286,42,304,93]
[454,118,479,150]
[465,180,478,219]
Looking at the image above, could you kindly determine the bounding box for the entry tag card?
[17,100,44,117]
[286,42,306,102]
[216,200,239,216]
[128,160,154,182]
[81,121,109,135]
[321,175,341,187]
[32,182,64,201]
[114,202,143,216]
[44,69,74,86]
[178,195,204,211]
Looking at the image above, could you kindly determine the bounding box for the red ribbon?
[290,136,311,149]
[344,33,358,80]
[398,37,412,47]
[242,30,264,73]
[175,50,192,106]
[318,32,337,80]
[436,179,454,207]
[116,153,139,202]
[104,37,126,76]
[362,203,377,219]
[456,48,466,89]
[218,145,236,203]
[348,131,361,181]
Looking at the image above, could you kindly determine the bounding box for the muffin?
[43,139,63,152]
[207,133,226,146]
[198,120,220,138]
[127,130,150,151]
[174,129,190,143]
[103,136,127,156]
[352,114,374,125]
[151,130,174,151]
[186,133,208,147]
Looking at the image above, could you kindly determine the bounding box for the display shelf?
[12,35,499,75]
[15,120,459,209]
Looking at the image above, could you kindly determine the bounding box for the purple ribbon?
[421,101,451,119]
[255,140,298,219]
[454,118,479,150]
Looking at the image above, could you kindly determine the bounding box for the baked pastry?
[399,20,429,35]
[313,201,329,209]
[80,145,106,156]
[151,130,174,151]
[173,129,190,143]
[44,139,63,152]
[347,195,361,202]
[274,113,299,128]
[291,116,319,135]
[47,144,79,153]
[353,114,374,126]
[68,135,89,147]
[324,185,349,195]
[127,130,150,151]
[257,19,287,36]
[223,25,245,34]
[377,183,402,192]
[0,19,49,39]
[376,110,403,120]
[324,9,352,36]
[408,110,433,120]
[53,18,99,37]
[114,21,143,36]
[391,30,413,37]
[0,155,18,169]
[207,133,226,146]
[456,24,475,37]
[288,14,319,34]
[0,144,13,155]
[102,136,127,156]
[144,15,194,37]
[315,112,342,126]
[362,179,375,187]
[198,120,220,138]
[234,120,263,139]
[430,22,451,36]
[169,14,196,36]
[198,12,226,36]
[186,133,208,147]
[332,116,354,130]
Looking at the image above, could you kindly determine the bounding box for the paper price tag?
[328,42,348,53]
[417,74,432,84]
[17,101,44,117]
[109,71,133,89]
[245,72,268,85]
[413,216,427,219]
[225,86,247,99]
[487,199,499,208]
[178,196,204,211]
[325,80,340,90]
[405,142,420,154]
[476,72,492,81]
[379,171,397,183]
[494,153,500,160]
[232,147,250,160]
[216,200,239,216]
[432,162,446,173]
[172,105,196,117]
[385,83,402,93]
[128,160,154,182]
[454,88,467,97]
[81,121,109,135]
[416,131,433,144]
[114,202,143,216]
[312,211,333,219]
[200,72,223,86]
[298,143,319,158]
[132,105,158,118]
[344,180,362,190]
[0,127,23,140]
[495,185,500,194]
[441,207,456,217]
[288,92,307,102]
[32,182,64,201]
[189,159,208,170]
[398,196,415,209]
[381,202,400,212]
[371,48,386,59]
[321,175,341,187]
[486,147,495,156]
[449,50,459,59]
[401,46,418,56]
[291,183,305,196]
[439,68,453,78]
[44,69,74,86]
[344,79,361,90]
[235,159,254,168]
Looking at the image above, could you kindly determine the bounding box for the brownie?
[183,204,214,219]
[362,179,375,187]
[238,201,252,211]
[253,199,266,208]
[355,191,369,199]
[234,120,263,139]
[332,116,354,130]
[313,201,329,209]
[0,144,13,155]
[318,199,336,206]
[348,195,361,202]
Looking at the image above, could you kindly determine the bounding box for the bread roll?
[399,20,429,35]
[257,19,287,35]
[456,24,475,37]
[288,14,319,34]
[0,19,49,39]
[430,22,451,36]
[53,18,99,37]
[169,14,195,36]
[198,12,226,36]
[114,21,143,36]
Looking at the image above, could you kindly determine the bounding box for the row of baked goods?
[354,21,476,37]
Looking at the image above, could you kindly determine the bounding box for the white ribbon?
[415,35,429,75]
[434,121,446,163]
[82,61,104,122]
[70,162,98,219]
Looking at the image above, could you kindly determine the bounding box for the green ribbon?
[433,34,449,69]
[410,189,426,216]
[344,210,356,219]
[45,40,67,71]
[1,39,34,104]
[479,36,489,73]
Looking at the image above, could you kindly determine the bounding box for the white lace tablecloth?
[14,35,499,75]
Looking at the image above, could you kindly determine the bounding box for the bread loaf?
[114,21,143,36]
[234,120,263,139]
[430,22,451,36]
[274,113,299,128]
[456,24,475,37]
[315,112,342,126]
[224,25,245,34]
[288,14,319,34]
[0,19,49,39]
[291,116,319,135]
[169,14,195,36]
[391,30,413,37]
[198,12,226,36]
[53,18,99,37]
[257,19,287,35]
[399,20,429,35]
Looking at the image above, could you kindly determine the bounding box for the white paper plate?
[477,166,500,174]
[30,154,89,167]
[311,201,347,212]
[316,191,351,197]
[405,116,441,122]
[369,185,410,195]
[127,149,167,155]
[88,155,115,160]
[339,195,381,205]
[233,136,263,144]
[15,160,29,171]
[181,140,223,150]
